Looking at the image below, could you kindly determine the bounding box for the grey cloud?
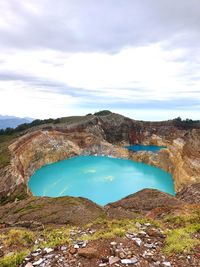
[0,70,108,98]
[0,0,200,53]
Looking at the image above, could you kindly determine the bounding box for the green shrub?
[0,250,28,267]
[3,229,35,248]
[164,225,200,254]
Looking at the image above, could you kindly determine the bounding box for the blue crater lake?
[126,145,166,153]
[28,156,175,206]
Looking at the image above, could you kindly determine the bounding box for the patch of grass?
[164,212,200,228]
[0,250,28,267]
[86,217,162,230]
[41,226,74,247]
[164,224,200,255]
[83,218,162,241]
[83,227,126,241]
[1,229,35,249]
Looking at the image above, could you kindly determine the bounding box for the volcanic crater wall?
[1,113,200,202]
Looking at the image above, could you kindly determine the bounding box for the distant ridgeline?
[0,110,112,135]
[0,118,62,135]
[172,117,200,129]
[0,111,199,136]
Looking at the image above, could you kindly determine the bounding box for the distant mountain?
[0,115,33,129]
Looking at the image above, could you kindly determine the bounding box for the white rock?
[142,251,154,258]
[82,242,87,248]
[45,254,55,259]
[60,245,67,251]
[109,256,120,265]
[144,243,156,249]
[162,262,171,267]
[44,247,54,254]
[74,244,79,249]
[121,257,138,264]
[33,258,44,266]
[132,237,142,247]
[32,252,41,257]
[25,263,33,267]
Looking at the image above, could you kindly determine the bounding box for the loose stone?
[132,237,142,247]
[109,256,120,265]
[33,258,44,266]
[78,247,98,259]
[44,248,54,254]
[121,257,138,264]
[162,262,171,267]
[144,243,156,249]
[60,245,67,251]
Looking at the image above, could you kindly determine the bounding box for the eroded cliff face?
[1,127,129,201]
[1,112,200,202]
[129,130,200,191]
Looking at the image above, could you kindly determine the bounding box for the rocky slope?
[0,188,199,267]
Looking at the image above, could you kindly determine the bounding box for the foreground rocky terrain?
[0,111,200,266]
[0,188,199,267]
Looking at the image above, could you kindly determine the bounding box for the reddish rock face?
[129,130,138,144]
[177,183,200,204]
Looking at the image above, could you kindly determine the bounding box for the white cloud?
[0,0,200,119]
[0,81,77,118]
[0,43,199,111]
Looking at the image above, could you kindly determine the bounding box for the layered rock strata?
[0,112,200,202]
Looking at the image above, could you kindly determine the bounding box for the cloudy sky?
[0,0,200,120]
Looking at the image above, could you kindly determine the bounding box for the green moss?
[83,218,161,242]
[1,229,35,248]
[41,226,74,247]
[86,217,162,230]
[0,250,28,267]
[164,224,200,254]
[83,227,126,241]
[164,212,200,228]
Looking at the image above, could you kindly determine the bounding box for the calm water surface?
[28,156,174,205]
[126,145,166,152]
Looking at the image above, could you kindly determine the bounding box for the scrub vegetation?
[0,213,199,266]
[0,134,17,168]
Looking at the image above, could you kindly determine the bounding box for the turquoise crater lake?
[126,145,166,153]
[28,156,175,205]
